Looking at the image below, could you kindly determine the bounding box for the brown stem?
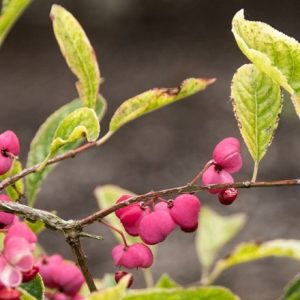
[66,232,97,292]
[0,132,112,192]
[190,160,214,185]
[79,178,300,226]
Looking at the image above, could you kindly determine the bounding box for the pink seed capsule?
[0,194,16,229]
[0,131,20,176]
[170,194,201,232]
[218,188,238,205]
[212,137,242,174]
[0,288,21,300]
[22,266,39,283]
[139,202,176,245]
[114,271,134,288]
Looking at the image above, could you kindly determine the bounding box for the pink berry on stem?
[213,137,242,173]
[139,202,176,245]
[0,131,20,175]
[170,194,201,232]
[202,165,234,194]
[0,195,16,229]
[218,188,238,205]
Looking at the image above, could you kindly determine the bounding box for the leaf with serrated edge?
[51,4,100,108]
[208,239,300,284]
[109,77,215,132]
[232,9,300,117]
[0,160,24,200]
[196,206,246,278]
[26,97,106,206]
[95,185,141,244]
[20,274,44,300]
[39,107,100,170]
[124,286,239,300]
[231,64,282,165]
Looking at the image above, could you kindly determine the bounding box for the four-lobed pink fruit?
[202,137,242,194]
[169,194,201,232]
[139,202,176,245]
[0,131,20,176]
[112,243,153,269]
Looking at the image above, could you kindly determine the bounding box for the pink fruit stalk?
[112,243,153,269]
[139,202,176,245]
[170,194,201,232]
[202,137,242,193]
[0,195,16,229]
[0,131,20,175]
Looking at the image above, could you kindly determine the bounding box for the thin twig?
[0,132,113,192]
[79,178,300,226]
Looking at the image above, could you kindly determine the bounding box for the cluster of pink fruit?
[111,193,201,285]
[37,255,85,300]
[110,137,242,286]
[0,194,38,299]
[0,193,84,300]
[202,137,242,205]
[0,131,84,300]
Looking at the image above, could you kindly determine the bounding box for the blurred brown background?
[1,0,300,299]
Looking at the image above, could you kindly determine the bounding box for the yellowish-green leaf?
[208,239,300,284]
[231,64,282,168]
[26,96,106,207]
[0,160,24,200]
[155,274,179,289]
[196,206,246,279]
[95,185,140,244]
[87,275,129,300]
[109,77,215,132]
[51,4,101,108]
[39,107,100,169]
[0,0,31,46]
[232,9,300,117]
[25,219,45,235]
[124,286,239,300]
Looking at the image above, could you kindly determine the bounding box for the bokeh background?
[1,0,300,299]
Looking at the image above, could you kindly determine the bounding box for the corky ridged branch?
[1,178,300,292]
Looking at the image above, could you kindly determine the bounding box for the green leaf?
[196,206,246,279]
[155,274,179,289]
[25,219,45,235]
[40,107,100,166]
[51,4,101,108]
[283,274,300,300]
[109,77,215,132]
[87,275,129,300]
[26,97,106,206]
[208,239,300,284]
[0,0,32,46]
[232,9,300,117]
[19,274,44,300]
[124,286,239,300]
[0,160,24,200]
[231,64,282,167]
[95,185,141,244]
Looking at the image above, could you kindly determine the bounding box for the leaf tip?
[204,78,217,86]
